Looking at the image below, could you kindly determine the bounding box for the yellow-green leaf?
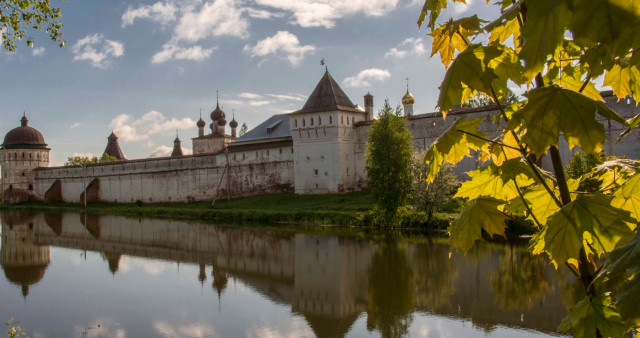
[531,194,634,267]
[519,0,571,80]
[509,85,625,156]
[450,197,509,252]
[418,0,448,30]
[554,69,603,102]
[507,184,560,225]
[437,44,524,114]
[425,118,488,183]
[604,63,632,101]
[557,295,625,338]
[569,0,640,56]
[612,173,640,221]
[617,112,640,144]
[429,16,486,67]
[455,166,520,201]
[485,1,522,48]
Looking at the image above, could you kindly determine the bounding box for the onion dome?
[217,118,227,126]
[197,116,206,128]
[2,114,47,149]
[402,89,415,105]
[229,118,238,128]
[210,102,226,121]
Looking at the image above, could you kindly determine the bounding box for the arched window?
[28,184,33,191]
[319,117,322,124]
[311,117,314,126]
[22,152,24,158]
[295,119,298,127]
[29,153,32,159]
[329,116,333,124]
[341,116,344,124]
[37,153,40,160]
[303,119,306,127]
[352,116,355,124]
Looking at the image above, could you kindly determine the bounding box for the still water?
[0,211,572,338]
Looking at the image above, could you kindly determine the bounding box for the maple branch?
[579,72,592,93]
[565,262,581,278]
[513,177,542,230]
[489,86,563,208]
[498,210,538,232]
[456,129,521,151]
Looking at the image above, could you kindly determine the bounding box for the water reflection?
[0,211,569,337]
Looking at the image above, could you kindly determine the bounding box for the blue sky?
[0,0,497,165]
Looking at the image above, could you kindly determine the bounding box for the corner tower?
[289,70,367,194]
[0,114,50,203]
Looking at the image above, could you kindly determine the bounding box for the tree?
[418,0,640,335]
[366,100,413,226]
[1,0,66,52]
[64,153,117,166]
[238,123,248,137]
[462,91,518,108]
[411,156,459,221]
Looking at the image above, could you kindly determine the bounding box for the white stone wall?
[290,110,367,193]
[33,152,293,203]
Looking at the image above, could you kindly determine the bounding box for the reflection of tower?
[102,253,121,275]
[212,266,228,303]
[198,263,207,286]
[0,212,50,298]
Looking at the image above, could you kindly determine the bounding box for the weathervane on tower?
[320,58,327,71]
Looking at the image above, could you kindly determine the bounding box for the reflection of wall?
[0,213,50,297]
[6,212,572,335]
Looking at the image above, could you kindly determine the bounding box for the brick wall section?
[43,180,62,203]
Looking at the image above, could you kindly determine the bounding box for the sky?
[0,0,498,166]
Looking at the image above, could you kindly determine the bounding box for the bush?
[411,152,460,221]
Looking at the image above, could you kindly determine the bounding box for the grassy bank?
[0,192,461,228]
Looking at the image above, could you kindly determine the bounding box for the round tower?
[0,114,50,204]
[402,87,415,117]
[229,112,238,138]
[197,114,206,137]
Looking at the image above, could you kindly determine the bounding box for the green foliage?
[4,316,26,338]
[419,0,640,334]
[238,123,248,137]
[1,0,66,52]
[461,91,517,108]
[64,153,118,166]
[411,155,459,221]
[366,101,413,226]
[565,151,605,179]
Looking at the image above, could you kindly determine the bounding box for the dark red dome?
[197,117,206,128]
[229,118,238,128]
[2,115,47,149]
[217,118,227,126]
[210,102,226,121]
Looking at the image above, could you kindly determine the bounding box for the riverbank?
[0,192,460,228]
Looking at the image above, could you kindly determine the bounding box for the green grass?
[0,192,463,229]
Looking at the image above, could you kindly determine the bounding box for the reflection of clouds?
[244,317,313,338]
[153,321,215,338]
[73,318,126,338]
[118,256,174,276]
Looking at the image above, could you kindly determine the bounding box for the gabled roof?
[293,70,362,114]
[231,114,291,143]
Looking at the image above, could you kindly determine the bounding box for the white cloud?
[452,0,473,14]
[74,319,126,338]
[70,122,81,129]
[265,93,305,101]
[72,34,124,69]
[342,68,391,88]
[152,43,214,63]
[385,37,427,59]
[109,111,196,143]
[245,7,284,19]
[149,145,193,157]
[238,92,264,99]
[174,0,249,42]
[121,2,177,28]
[32,46,45,56]
[243,31,315,66]
[118,255,175,275]
[153,321,215,338]
[248,100,270,106]
[255,0,399,28]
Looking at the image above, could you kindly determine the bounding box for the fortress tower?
[0,114,50,203]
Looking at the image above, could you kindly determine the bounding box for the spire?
[171,132,183,157]
[20,113,28,127]
[296,70,359,114]
[104,131,126,160]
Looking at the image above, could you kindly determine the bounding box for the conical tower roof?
[171,135,183,157]
[104,132,126,160]
[294,70,361,114]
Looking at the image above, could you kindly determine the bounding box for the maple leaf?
[519,0,571,80]
[509,85,625,156]
[449,196,509,252]
[429,15,486,67]
[485,1,522,48]
[437,44,523,115]
[557,295,625,338]
[418,0,467,30]
[424,118,487,183]
[531,194,634,267]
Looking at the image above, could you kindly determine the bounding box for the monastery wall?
[354,94,640,181]
[33,150,294,203]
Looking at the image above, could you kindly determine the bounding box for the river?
[0,211,573,337]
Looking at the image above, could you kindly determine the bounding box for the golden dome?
[402,89,414,105]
